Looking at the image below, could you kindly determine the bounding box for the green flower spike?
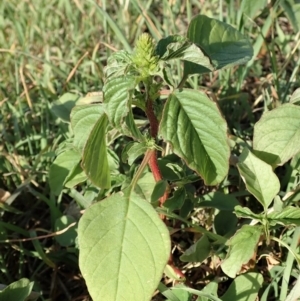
[132,33,159,79]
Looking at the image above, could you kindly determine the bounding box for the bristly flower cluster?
[131,33,159,79]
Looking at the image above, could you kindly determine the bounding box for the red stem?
[145,99,168,205]
[146,98,159,138]
[145,96,186,284]
[168,254,186,281]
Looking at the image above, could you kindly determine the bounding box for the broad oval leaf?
[105,50,133,78]
[64,162,87,188]
[0,278,35,301]
[237,148,280,210]
[164,188,186,212]
[78,192,170,301]
[197,281,219,301]
[134,172,156,202]
[104,76,135,125]
[240,0,268,19]
[199,191,240,211]
[159,89,230,185]
[51,92,80,122]
[180,234,211,263]
[122,141,149,165]
[151,180,168,203]
[220,272,263,301]
[156,35,214,71]
[49,149,81,195]
[104,75,143,140]
[71,104,104,152]
[253,104,300,166]
[82,114,110,189]
[184,15,253,75]
[221,225,262,278]
[214,211,237,236]
[54,215,77,247]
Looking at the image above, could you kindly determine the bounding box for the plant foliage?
[2,5,300,300]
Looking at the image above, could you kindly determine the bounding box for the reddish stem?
[146,98,159,138]
[145,99,168,205]
[168,254,186,281]
[145,96,186,284]
[148,149,162,182]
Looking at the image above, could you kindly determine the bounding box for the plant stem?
[130,149,153,192]
[168,254,186,280]
[145,96,168,205]
[177,74,188,89]
[146,97,159,138]
[270,235,300,267]
[145,97,186,282]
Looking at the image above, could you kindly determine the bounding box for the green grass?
[1,0,300,300]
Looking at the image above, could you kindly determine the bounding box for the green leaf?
[151,180,168,203]
[158,283,182,301]
[123,141,149,165]
[159,89,230,185]
[104,75,143,140]
[0,278,34,301]
[199,192,240,211]
[196,281,219,301]
[158,156,183,181]
[234,205,264,221]
[51,92,80,122]
[268,206,300,226]
[184,15,253,75]
[105,50,133,78]
[180,199,194,218]
[134,172,156,202]
[290,88,300,104]
[221,225,262,278]
[107,148,120,174]
[253,104,300,166]
[64,162,87,188]
[78,191,170,301]
[214,211,237,236]
[173,287,223,301]
[156,35,214,71]
[240,0,267,19]
[82,114,111,189]
[281,0,300,33]
[71,104,105,152]
[180,235,211,263]
[164,188,186,211]
[237,148,280,209]
[49,149,81,195]
[104,75,135,124]
[220,272,263,301]
[54,215,77,247]
[165,285,191,301]
[124,110,145,141]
